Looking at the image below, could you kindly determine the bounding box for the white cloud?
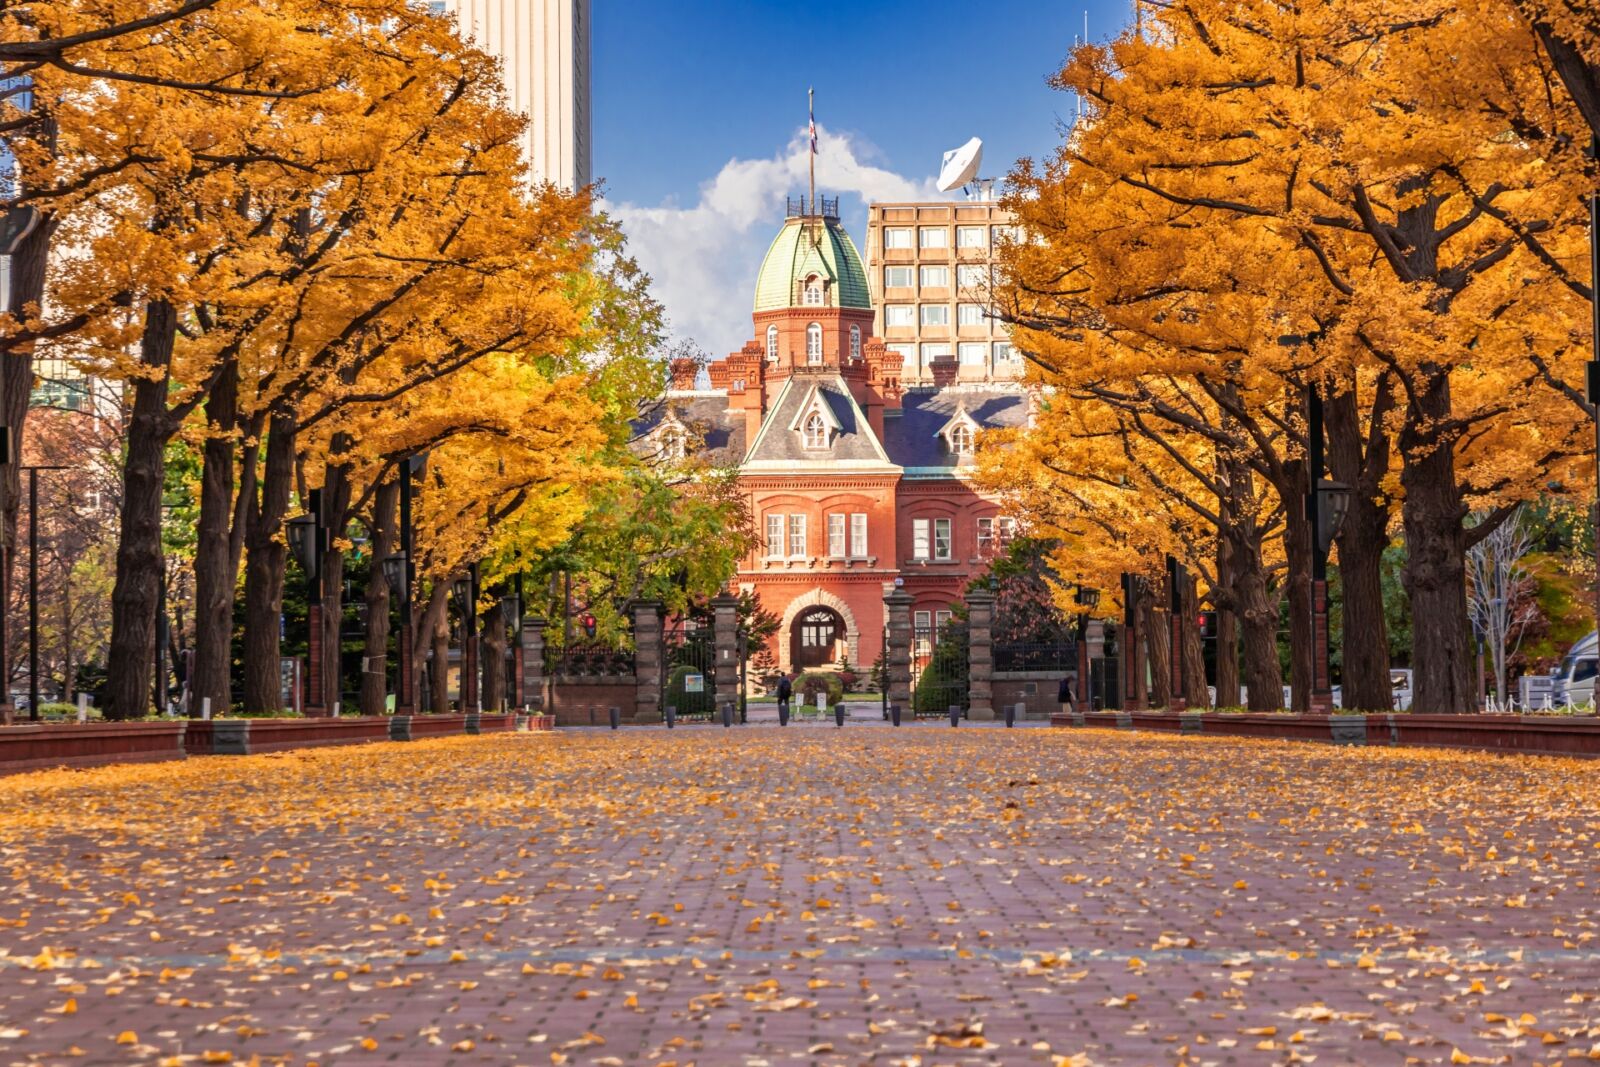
[605,127,941,359]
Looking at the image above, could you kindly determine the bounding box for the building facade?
[433,0,592,189]
[640,197,1028,675]
[865,200,1022,387]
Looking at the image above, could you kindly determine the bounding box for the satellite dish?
[936,137,983,193]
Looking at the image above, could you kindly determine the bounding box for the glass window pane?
[788,514,806,556]
[766,515,784,557]
[850,513,867,556]
[885,266,913,287]
[934,518,952,559]
[828,514,846,557]
[884,305,914,327]
[920,304,949,327]
[913,518,930,560]
[957,303,985,326]
[956,226,986,248]
[919,265,949,288]
[918,226,947,248]
[884,227,913,249]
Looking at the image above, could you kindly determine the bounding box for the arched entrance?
[791,606,845,669]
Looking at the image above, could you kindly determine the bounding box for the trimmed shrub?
[797,671,844,707]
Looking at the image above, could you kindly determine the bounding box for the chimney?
[929,356,958,389]
[669,357,699,391]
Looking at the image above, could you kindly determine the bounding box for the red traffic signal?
[580,613,597,639]
[1197,610,1218,639]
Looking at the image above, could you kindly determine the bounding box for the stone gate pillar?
[632,600,664,724]
[965,589,995,721]
[884,588,913,715]
[711,594,740,716]
[520,617,547,712]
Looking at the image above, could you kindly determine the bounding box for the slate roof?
[632,393,746,466]
[753,216,872,313]
[882,387,1029,472]
[743,373,890,467]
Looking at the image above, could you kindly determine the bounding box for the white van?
[1553,632,1599,707]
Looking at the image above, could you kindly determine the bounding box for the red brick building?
[642,198,1027,673]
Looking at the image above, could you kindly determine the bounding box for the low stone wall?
[548,676,635,727]
[993,672,1066,721]
[187,717,391,756]
[1052,710,1600,758]
[0,721,189,774]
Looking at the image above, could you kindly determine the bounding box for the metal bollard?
[834,703,845,727]
[608,706,620,730]
[1004,702,1016,728]
[722,702,733,728]
[778,700,789,727]
[665,704,676,729]
[949,704,960,728]
[890,703,901,727]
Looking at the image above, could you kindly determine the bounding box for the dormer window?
[849,324,861,360]
[803,275,823,306]
[803,412,828,449]
[806,322,822,364]
[934,405,981,458]
[766,324,779,361]
[659,428,687,462]
[950,424,974,455]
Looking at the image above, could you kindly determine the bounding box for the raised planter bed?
[1390,714,1600,757]
[527,714,555,731]
[477,712,516,733]
[1203,713,1338,743]
[187,717,391,756]
[1083,711,1131,729]
[407,713,470,739]
[1,720,188,775]
[1129,711,1182,732]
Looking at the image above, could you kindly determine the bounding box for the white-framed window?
[914,610,932,655]
[993,341,1015,363]
[935,608,953,632]
[659,427,687,462]
[977,516,994,554]
[849,324,861,359]
[884,266,914,288]
[919,342,950,369]
[997,516,1017,546]
[956,225,986,248]
[957,303,986,326]
[912,518,931,561]
[957,342,987,366]
[803,411,828,449]
[806,322,822,362]
[766,324,779,361]
[914,609,932,631]
[766,514,785,558]
[957,264,987,289]
[934,518,953,560]
[884,304,914,328]
[884,227,913,249]
[828,513,846,557]
[919,265,949,288]
[950,424,974,454]
[920,304,949,327]
[886,342,914,364]
[850,513,867,557]
[918,226,948,249]
[992,225,1021,245]
[803,277,823,305]
[788,514,807,557]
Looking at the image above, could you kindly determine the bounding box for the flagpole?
[808,87,816,216]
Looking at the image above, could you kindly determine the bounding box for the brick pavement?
[0,727,1597,1066]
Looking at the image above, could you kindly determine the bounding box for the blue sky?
[595,0,1131,358]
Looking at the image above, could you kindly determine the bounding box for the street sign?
[684,673,704,693]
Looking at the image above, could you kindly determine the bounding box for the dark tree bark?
[1279,452,1313,712]
[430,599,449,714]
[1213,535,1241,707]
[104,299,176,720]
[1,213,57,614]
[1140,583,1172,709]
[481,597,506,713]
[1525,11,1600,138]
[1400,371,1476,713]
[190,359,238,716]
[1180,569,1208,706]
[1324,380,1394,711]
[317,460,353,715]
[241,412,296,712]
[360,478,399,716]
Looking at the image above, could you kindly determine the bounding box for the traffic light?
[580,613,597,640]
[1197,610,1218,641]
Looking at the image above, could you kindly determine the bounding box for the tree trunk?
[1280,454,1313,712]
[104,300,177,720]
[1180,570,1208,706]
[1214,535,1240,706]
[190,359,238,717]
[360,479,399,716]
[317,462,353,716]
[1140,584,1172,709]
[431,605,449,714]
[1400,371,1475,713]
[1325,379,1393,711]
[1224,522,1284,712]
[241,412,297,712]
[482,598,506,712]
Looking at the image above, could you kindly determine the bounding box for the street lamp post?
[19,465,67,720]
[502,585,522,710]
[1586,134,1600,646]
[1306,386,1352,714]
[286,489,323,714]
[1073,584,1100,710]
[453,564,479,713]
[1120,572,1141,710]
[1166,555,1187,712]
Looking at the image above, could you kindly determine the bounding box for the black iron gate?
[910,622,965,718]
[662,622,716,722]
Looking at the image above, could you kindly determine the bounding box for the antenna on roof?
[936,137,990,201]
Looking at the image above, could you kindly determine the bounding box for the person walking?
[776,672,793,726]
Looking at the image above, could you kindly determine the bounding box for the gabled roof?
[630,393,746,466]
[743,373,893,470]
[881,387,1029,473]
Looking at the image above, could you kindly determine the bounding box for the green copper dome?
[753,216,872,313]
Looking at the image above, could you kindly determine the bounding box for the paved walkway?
[0,729,1596,1065]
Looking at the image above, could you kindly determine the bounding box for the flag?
[809,88,817,154]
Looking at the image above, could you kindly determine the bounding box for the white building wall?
[439,0,592,190]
